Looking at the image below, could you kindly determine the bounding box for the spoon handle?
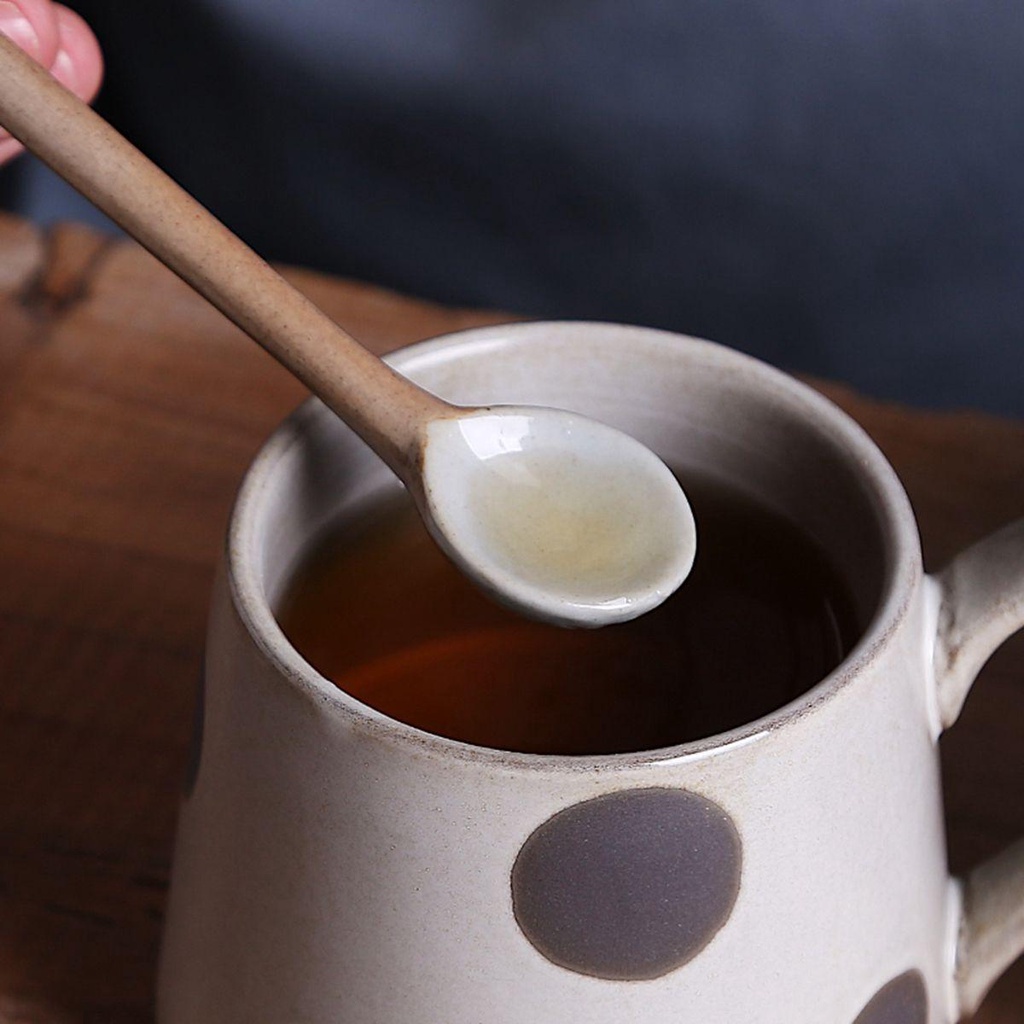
[0,32,447,477]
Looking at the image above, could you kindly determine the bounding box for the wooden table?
[0,213,1021,1022]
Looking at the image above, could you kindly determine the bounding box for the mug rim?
[227,320,922,770]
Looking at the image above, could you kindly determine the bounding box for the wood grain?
[0,213,1020,1022]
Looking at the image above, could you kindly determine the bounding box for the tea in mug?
[276,476,861,754]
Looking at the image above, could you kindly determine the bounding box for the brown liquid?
[276,478,860,755]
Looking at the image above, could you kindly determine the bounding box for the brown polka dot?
[511,788,741,979]
[853,970,928,1024]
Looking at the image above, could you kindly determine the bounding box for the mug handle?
[931,518,1024,1016]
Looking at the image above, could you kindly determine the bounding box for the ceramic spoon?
[0,34,696,627]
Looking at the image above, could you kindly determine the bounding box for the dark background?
[3,0,1022,415]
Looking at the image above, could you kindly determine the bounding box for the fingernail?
[51,46,78,93]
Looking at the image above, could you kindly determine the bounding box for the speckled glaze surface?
[156,323,1024,1023]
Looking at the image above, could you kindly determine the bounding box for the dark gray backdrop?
[4,0,1021,414]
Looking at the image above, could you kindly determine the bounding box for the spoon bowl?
[420,406,697,626]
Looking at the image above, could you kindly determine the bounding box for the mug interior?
[235,322,919,751]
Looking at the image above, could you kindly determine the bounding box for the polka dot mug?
[157,322,1024,1023]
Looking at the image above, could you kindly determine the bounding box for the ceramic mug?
[157,322,1024,1023]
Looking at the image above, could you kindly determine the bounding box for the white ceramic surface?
[156,322,1024,1023]
[422,407,696,626]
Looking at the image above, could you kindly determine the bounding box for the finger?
[0,2,103,161]
[50,4,102,102]
[0,135,26,163]
[0,0,61,67]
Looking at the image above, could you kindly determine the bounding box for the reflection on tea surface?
[276,476,860,754]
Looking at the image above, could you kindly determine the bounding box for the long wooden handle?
[0,31,446,477]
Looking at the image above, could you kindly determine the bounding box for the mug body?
[157,323,954,1023]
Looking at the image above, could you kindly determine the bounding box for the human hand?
[0,0,102,163]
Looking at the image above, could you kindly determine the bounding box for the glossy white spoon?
[0,34,695,626]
